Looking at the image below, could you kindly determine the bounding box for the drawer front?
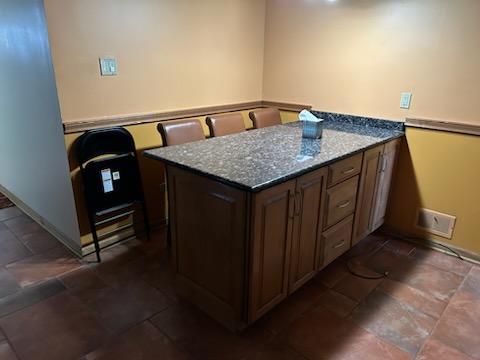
[322,215,353,267]
[328,153,363,187]
[324,175,359,229]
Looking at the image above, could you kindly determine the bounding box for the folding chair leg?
[91,228,102,263]
[87,212,102,262]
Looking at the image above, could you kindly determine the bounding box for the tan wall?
[44,0,266,123]
[65,110,299,246]
[263,0,480,256]
[263,0,480,123]
[389,129,480,255]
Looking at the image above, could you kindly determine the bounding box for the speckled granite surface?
[144,120,404,192]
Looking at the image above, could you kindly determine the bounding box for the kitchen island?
[144,116,404,330]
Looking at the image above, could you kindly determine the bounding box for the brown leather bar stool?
[248,108,282,129]
[157,119,205,146]
[206,113,245,137]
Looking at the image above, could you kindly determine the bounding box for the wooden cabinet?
[352,145,383,245]
[371,139,401,231]
[353,140,401,246]
[328,153,363,187]
[165,138,401,330]
[322,215,354,267]
[249,180,295,322]
[289,168,327,293]
[324,176,359,229]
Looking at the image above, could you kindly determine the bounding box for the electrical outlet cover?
[99,57,118,76]
[400,92,412,109]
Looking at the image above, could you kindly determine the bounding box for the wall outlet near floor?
[400,92,412,109]
[415,208,456,239]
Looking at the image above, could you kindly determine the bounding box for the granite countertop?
[144,116,404,192]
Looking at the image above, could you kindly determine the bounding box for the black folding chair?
[75,127,150,262]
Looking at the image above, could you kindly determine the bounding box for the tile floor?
[0,206,478,360]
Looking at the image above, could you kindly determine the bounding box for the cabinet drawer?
[322,215,353,267]
[328,153,363,187]
[324,175,359,229]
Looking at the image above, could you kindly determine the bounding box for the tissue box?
[302,119,324,139]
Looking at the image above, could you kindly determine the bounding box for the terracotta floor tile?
[0,278,65,317]
[388,260,463,302]
[0,229,32,266]
[281,306,410,360]
[94,251,161,289]
[350,289,436,355]
[0,341,18,360]
[345,233,389,258]
[313,258,348,288]
[84,321,191,360]
[20,230,60,254]
[73,280,170,334]
[410,247,472,277]
[417,339,474,360]
[0,268,20,299]
[383,239,417,256]
[59,266,107,291]
[4,215,44,238]
[151,303,272,360]
[316,289,358,318]
[0,292,109,360]
[6,246,81,287]
[362,248,407,276]
[432,290,480,359]
[257,282,326,334]
[333,271,382,302]
[245,343,306,360]
[0,207,22,222]
[378,279,447,319]
[141,251,178,301]
[459,266,480,298]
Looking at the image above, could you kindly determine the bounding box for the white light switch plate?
[99,57,118,76]
[400,92,412,109]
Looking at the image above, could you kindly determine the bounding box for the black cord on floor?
[387,232,465,261]
[345,240,389,280]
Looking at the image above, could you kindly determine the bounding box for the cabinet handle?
[337,200,351,209]
[294,190,303,217]
[333,241,345,249]
[342,166,355,174]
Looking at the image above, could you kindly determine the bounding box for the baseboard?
[0,184,82,257]
[80,218,167,256]
[381,225,480,265]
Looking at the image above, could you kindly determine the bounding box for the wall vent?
[415,208,456,239]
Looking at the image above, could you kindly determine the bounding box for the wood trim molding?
[261,100,312,112]
[406,117,480,136]
[63,100,311,134]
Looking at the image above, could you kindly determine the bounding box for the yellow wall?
[262,0,480,255]
[66,110,298,246]
[263,0,480,124]
[44,0,266,123]
[388,128,480,255]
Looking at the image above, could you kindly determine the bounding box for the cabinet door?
[289,168,327,293]
[352,144,384,245]
[370,139,401,231]
[249,180,295,322]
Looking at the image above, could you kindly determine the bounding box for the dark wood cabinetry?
[353,139,401,246]
[249,180,295,322]
[166,139,400,330]
[289,168,327,293]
